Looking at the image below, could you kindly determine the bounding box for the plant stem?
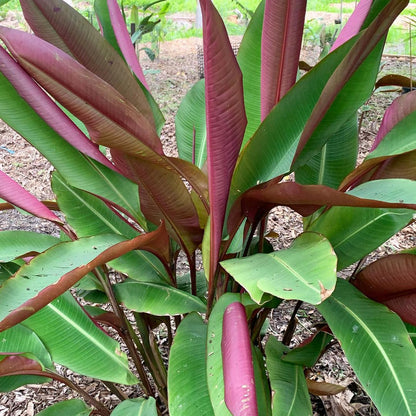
[282,301,303,346]
[94,268,156,398]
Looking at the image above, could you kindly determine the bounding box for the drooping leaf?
[265,337,312,416]
[306,379,346,396]
[0,324,53,392]
[0,170,62,224]
[0,231,59,262]
[228,179,416,235]
[199,0,247,289]
[222,302,258,416]
[307,179,416,269]
[36,399,91,416]
[261,0,306,119]
[113,280,206,315]
[23,292,137,384]
[222,233,337,305]
[168,313,214,416]
[353,253,416,326]
[0,227,167,330]
[111,398,158,416]
[318,278,416,415]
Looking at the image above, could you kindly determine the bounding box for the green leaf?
[175,79,206,168]
[0,262,21,285]
[318,279,416,415]
[282,331,333,368]
[296,116,358,189]
[0,324,53,391]
[265,337,312,416]
[0,69,143,221]
[222,233,337,305]
[168,313,214,416]
[252,346,272,416]
[114,280,206,316]
[307,179,416,269]
[36,399,91,416]
[0,230,167,329]
[24,292,138,385]
[111,397,157,416]
[0,231,59,262]
[52,172,168,283]
[206,293,257,416]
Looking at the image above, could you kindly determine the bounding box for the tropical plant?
[1,0,416,415]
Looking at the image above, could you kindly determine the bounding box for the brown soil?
[0,31,415,416]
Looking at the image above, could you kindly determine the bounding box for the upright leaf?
[111,398,158,416]
[261,0,306,119]
[105,0,149,89]
[222,302,258,416]
[20,0,155,123]
[265,337,312,416]
[168,313,214,416]
[199,0,247,288]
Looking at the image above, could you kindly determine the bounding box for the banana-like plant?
[1,0,416,415]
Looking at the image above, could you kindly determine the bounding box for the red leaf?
[0,170,62,224]
[340,91,416,190]
[292,0,408,167]
[330,0,373,51]
[222,302,258,416]
[106,0,149,89]
[227,180,416,234]
[353,254,416,326]
[0,354,43,376]
[261,0,306,119]
[0,47,115,170]
[20,0,153,120]
[0,26,162,155]
[199,0,247,284]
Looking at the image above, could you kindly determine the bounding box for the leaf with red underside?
[340,91,416,190]
[227,179,416,234]
[199,0,247,286]
[222,302,258,416]
[353,254,416,326]
[0,225,169,331]
[0,170,62,224]
[0,354,43,376]
[19,0,154,120]
[330,0,372,51]
[110,152,204,253]
[105,0,149,89]
[261,0,306,120]
[0,47,114,171]
[0,26,162,155]
[292,0,408,169]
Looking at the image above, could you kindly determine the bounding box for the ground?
[0,23,416,416]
